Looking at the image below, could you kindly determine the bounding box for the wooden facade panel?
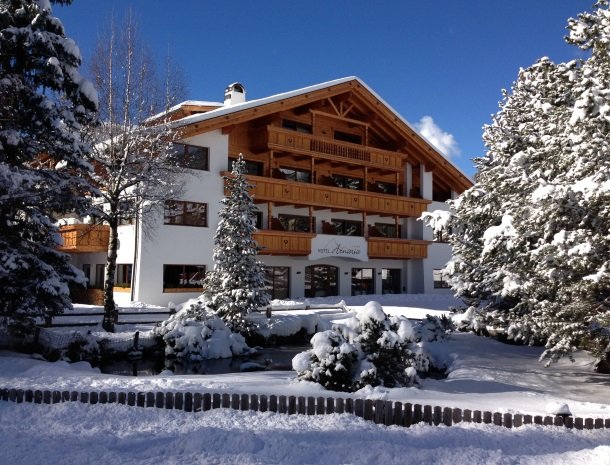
[266,126,403,171]
[244,174,429,217]
[58,224,109,253]
[367,238,428,260]
[254,230,314,256]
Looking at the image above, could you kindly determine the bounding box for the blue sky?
[56,1,591,177]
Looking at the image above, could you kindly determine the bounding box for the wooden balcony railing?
[58,224,109,253]
[367,237,428,260]
[254,230,428,259]
[262,126,403,171]
[254,230,315,256]
[238,174,429,217]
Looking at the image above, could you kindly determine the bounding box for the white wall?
[132,130,227,306]
[422,200,453,294]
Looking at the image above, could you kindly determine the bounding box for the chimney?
[224,82,246,106]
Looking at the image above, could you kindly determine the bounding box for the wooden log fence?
[0,386,608,431]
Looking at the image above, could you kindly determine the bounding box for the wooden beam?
[310,109,369,128]
[327,98,340,116]
[267,202,273,229]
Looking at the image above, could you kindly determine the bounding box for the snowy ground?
[1,293,609,464]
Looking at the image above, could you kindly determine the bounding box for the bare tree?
[85,12,188,331]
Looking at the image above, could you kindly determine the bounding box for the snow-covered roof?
[173,76,472,183]
[146,100,222,123]
[179,100,223,107]
[173,77,358,128]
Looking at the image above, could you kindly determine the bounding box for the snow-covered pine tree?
[202,154,270,333]
[0,0,97,334]
[427,1,610,366]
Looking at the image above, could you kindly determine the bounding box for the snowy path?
[1,402,609,465]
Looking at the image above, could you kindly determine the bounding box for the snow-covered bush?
[416,314,454,342]
[154,299,252,360]
[62,332,100,362]
[293,302,442,392]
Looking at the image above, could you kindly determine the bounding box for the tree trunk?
[102,218,119,332]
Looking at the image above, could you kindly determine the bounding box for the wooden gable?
[177,79,472,193]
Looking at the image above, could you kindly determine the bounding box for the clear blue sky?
[56,1,591,177]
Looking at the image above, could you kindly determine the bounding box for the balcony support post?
[308,206,314,234]
[363,211,368,238]
[267,202,273,229]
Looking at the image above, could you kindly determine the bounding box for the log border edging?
[1,387,608,430]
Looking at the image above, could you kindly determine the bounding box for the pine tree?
[428,1,610,366]
[202,155,270,333]
[0,0,97,334]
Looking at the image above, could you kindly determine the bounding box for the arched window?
[305,265,339,298]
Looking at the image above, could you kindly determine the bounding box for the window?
[163,265,206,292]
[229,157,264,176]
[305,265,338,298]
[382,268,401,294]
[264,266,290,300]
[370,181,397,195]
[331,219,362,236]
[282,119,312,134]
[434,226,452,243]
[116,264,132,287]
[374,223,399,238]
[171,143,209,171]
[352,268,375,296]
[433,269,450,289]
[334,130,362,145]
[277,167,311,183]
[278,214,314,233]
[164,200,207,227]
[253,211,263,229]
[331,174,363,190]
[94,264,105,289]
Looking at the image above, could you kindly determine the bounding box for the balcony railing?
[367,237,428,259]
[254,230,428,259]
[58,224,109,253]
[254,230,315,256]
[238,174,429,217]
[261,126,403,170]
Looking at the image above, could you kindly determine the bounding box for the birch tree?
[85,12,187,331]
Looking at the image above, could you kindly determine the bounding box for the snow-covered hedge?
[153,299,253,360]
[292,302,448,392]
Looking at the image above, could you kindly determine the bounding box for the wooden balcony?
[58,224,109,253]
[241,174,430,217]
[261,126,404,171]
[367,237,428,260]
[254,230,315,256]
[254,230,428,260]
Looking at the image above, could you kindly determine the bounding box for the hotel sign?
[309,235,369,262]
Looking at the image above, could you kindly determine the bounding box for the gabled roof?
[173,77,473,191]
[174,77,357,128]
